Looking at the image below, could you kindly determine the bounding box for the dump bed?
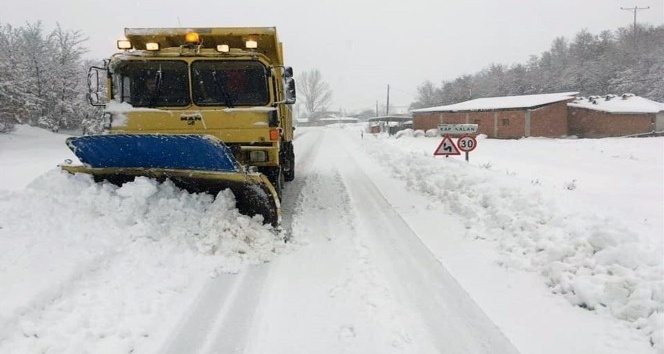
[124,27,284,65]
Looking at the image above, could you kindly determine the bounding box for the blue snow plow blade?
[66,134,239,172]
[62,134,281,226]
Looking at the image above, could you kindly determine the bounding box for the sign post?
[456,135,477,162]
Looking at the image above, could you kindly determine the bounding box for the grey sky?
[2,0,663,113]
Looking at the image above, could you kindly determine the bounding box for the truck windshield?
[192,61,269,107]
[112,60,189,107]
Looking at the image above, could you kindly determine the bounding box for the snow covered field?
[0,124,662,353]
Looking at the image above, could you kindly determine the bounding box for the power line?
[620,6,650,46]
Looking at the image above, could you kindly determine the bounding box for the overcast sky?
[2,0,663,113]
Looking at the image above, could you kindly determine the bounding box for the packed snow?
[568,94,664,114]
[411,92,579,112]
[0,124,662,353]
[377,128,663,352]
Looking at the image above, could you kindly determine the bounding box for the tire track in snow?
[159,264,270,354]
[157,129,325,353]
[277,128,325,240]
[243,128,426,354]
[331,129,521,354]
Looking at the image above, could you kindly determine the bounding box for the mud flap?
[62,134,280,226]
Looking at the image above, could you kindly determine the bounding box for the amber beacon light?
[185,32,201,45]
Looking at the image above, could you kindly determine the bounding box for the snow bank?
[0,170,286,352]
[359,132,664,350]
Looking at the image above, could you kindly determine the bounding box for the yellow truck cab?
[63,27,296,226]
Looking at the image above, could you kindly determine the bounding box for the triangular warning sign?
[433,135,461,156]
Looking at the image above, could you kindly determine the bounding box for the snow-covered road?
[143,128,518,353]
[0,125,661,353]
[244,129,520,353]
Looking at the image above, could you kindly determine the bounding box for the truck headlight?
[249,151,267,162]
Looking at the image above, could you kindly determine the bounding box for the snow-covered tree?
[0,21,91,134]
[477,64,507,97]
[609,25,664,100]
[17,22,55,128]
[409,80,441,110]
[439,75,475,104]
[49,24,88,132]
[411,24,664,107]
[504,63,532,95]
[0,24,27,132]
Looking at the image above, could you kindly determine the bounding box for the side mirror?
[283,66,294,78]
[87,66,107,106]
[284,77,296,104]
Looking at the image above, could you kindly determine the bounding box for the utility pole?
[386,84,390,116]
[621,6,650,46]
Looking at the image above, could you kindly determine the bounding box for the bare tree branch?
[296,69,332,120]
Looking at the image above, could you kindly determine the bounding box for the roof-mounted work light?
[245,39,258,49]
[216,44,230,53]
[117,39,132,50]
[185,32,201,45]
[145,42,160,51]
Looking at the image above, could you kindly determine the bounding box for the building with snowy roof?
[366,115,412,134]
[411,92,578,138]
[567,94,664,138]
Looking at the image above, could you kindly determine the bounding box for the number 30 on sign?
[457,135,477,152]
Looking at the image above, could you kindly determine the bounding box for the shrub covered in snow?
[395,129,414,139]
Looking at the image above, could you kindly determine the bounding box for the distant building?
[318,117,359,125]
[367,115,412,134]
[411,92,577,138]
[567,94,664,138]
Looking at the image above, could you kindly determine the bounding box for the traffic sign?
[457,135,477,152]
[433,135,460,156]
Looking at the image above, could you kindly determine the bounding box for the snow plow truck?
[61,27,296,227]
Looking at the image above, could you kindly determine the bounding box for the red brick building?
[567,94,664,138]
[412,92,577,138]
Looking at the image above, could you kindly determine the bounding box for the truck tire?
[284,159,295,182]
[282,141,295,182]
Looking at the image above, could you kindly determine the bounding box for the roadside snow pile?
[361,133,664,350]
[29,171,284,262]
[0,170,285,352]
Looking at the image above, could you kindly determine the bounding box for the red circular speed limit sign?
[457,135,477,152]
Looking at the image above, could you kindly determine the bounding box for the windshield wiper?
[212,70,234,108]
[147,67,163,107]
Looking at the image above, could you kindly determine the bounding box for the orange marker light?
[269,129,280,141]
[185,32,201,45]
